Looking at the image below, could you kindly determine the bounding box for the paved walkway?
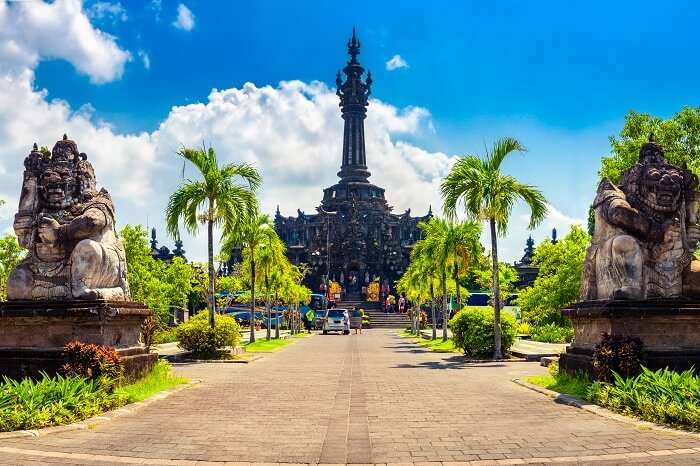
[3,330,700,465]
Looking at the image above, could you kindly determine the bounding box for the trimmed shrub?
[176,312,241,357]
[592,333,644,382]
[61,341,123,388]
[531,323,574,343]
[587,366,700,431]
[448,306,516,358]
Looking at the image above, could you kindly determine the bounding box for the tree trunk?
[274,290,280,339]
[442,271,448,342]
[207,218,216,329]
[454,264,461,313]
[265,273,271,341]
[489,218,502,359]
[430,282,437,340]
[250,259,256,343]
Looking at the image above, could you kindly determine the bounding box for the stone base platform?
[560,299,700,377]
[0,300,156,381]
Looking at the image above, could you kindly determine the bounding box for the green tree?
[163,257,194,315]
[166,145,261,328]
[0,234,25,300]
[121,224,169,324]
[517,225,590,327]
[222,213,277,342]
[472,258,518,306]
[409,240,441,340]
[416,218,482,341]
[254,232,287,340]
[442,137,547,358]
[600,107,700,183]
[121,225,196,326]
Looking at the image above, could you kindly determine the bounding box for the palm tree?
[446,221,482,313]
[442,137,547,358]
[418,218,482,341]
[166,145,261,328]
[222,213,277,342]
[410,240,440,340]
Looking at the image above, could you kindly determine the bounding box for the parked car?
[233,311,264,327]
[323,308,348,335]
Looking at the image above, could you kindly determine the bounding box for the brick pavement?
[2,330,700,465]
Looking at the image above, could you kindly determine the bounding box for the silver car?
[322,308,348,334]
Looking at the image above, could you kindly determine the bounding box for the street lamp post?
[318,207,337,311]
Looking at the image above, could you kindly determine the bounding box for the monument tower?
[273,29,430,297]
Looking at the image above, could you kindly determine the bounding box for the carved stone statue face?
[638,164,685,213]
[40,167,76,210]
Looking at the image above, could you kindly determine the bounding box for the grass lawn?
[398,330,460,353]
[117,360,189,403]
[525,372,591,400]
[245,332,311,353]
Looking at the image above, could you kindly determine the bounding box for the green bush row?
[588,366,700,431]
[531,323,574,344]
[0,373,125,432]
[448,306,516,358]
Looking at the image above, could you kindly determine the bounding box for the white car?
[323,308,348,334]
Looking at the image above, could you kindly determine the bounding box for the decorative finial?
[275,204,280,216]
[428,204,433,216]
[347,27,360,62]
[63,134,68,141]
[32,143,38,151]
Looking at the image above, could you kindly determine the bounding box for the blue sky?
[2,0,700,262]
[38,0,700,134]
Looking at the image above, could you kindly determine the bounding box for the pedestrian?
[305,307,315,333]
[356,307,364,334]
[343,309,350,335]
[398,293,406,314]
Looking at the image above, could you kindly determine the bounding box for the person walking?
[343,309,350,335]
[398,293,406,314]
[305,308,315,333]
[355,307,364,334]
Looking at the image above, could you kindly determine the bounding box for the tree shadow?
[393,356,507,370]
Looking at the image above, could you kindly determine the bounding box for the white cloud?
[0,0,601,266]
[0,0,131,83]
[137,49,150,70]
[385,54,409,71]
[87,1,128,22]
[172,3,194,31]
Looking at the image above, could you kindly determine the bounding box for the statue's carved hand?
[687,224,700,250]
[37,217,61,243]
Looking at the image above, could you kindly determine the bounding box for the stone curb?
[512,377,700,439]
[176,354,264,364]
[0,379,202,439]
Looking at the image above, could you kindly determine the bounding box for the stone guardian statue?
[7,135,130,301]
[581,136,700,300]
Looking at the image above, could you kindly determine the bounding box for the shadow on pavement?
[393,356,507,370]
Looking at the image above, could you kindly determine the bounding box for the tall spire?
[336,28,372,183]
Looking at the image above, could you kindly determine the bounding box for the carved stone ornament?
[581,136,700,300]
[7,135,130,301]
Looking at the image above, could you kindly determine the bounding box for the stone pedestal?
[0,300,157,381]
[560,299,700,377]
